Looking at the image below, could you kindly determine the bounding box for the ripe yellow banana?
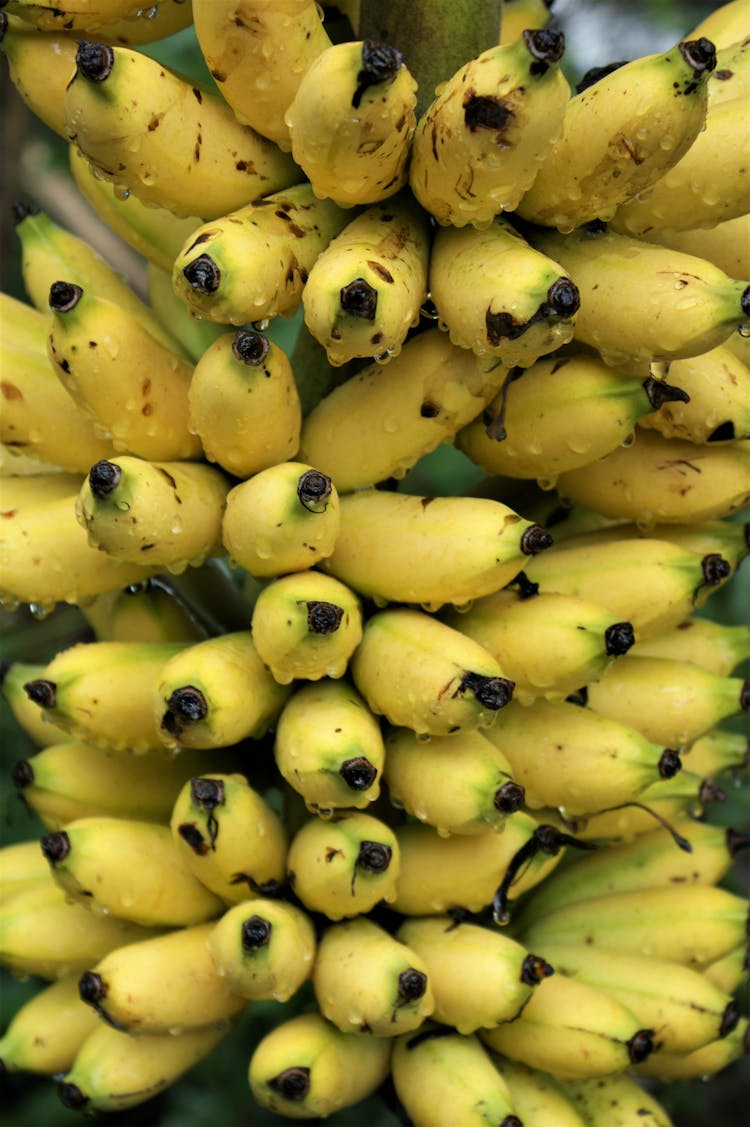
[170,773,288,903]
[172,183,351,326]
[688,0,750,48]
[302,193,430,365]
[0,14,78,136]
[0,839,52,900]
[192,0,331,150]
[642,212,750,281]
[80,578,203,645]
[409,27,569,226]
[313,916,434,1036]
[696,943,750,994]
[1,661,76,748]
[286,38,417,207]
[187,329,301,478]
[560,1072,675,1126]
[6,0,173,31]
[683,728,749,778]
[206,896,316,1002]
[637,341,750,442]
[634,1016,749,1082]
[489,1056,589,1127]
[396,915,553,1033]
[248,1009,391,1120]
[499,0,553,45]
[0,971,100,1075]
[286,810,400,919]
[64,40,299,219]
[0,291,51,352]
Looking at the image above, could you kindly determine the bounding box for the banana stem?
[358,0,502,116]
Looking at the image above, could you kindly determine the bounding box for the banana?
[78,921,247,1033]
[383,726,524,836]
[273,679,384,814]
[560,1072,675,1126]
[0,14,78,136]
[206,896,316,1002]
[391,1025,521,1126]
[286,810,400,919]
[80,579,204,644]
[478,970,655,1079]
[313,916,434,1036]
[350,606,516,738]
[683,728,749,778]
[0,471,85,509]
[585,654,749,748]
[442,588,635,703]
[637,342,750,443]
[0,971,100,1075]
[169,773,288,903]
[298,327,509,492]
[286,38,417,207]
[519,885,750,967]
[455,353,690,479]
[222,462,340,579]
[408,27,569,227]
[702,943,750,994]
[0,291,51,352]
[47,281,201,462]
[64,40,299,220]
[5,0,172,31]
[192,0,331,150]
[248,1009,391,1120]
[688,0,750,48]
[2,661,74,748]
[429,217,580,366]
[302,194,430,365]
[0,881,161,979]
[250,569,363,685]
[489,1056,589,1127]
[531,942,740,1055]
[145,262,227,364]
[172,183,351,326]
[0,839,52,900]
[57,1022,228,1114]
[641,212,750,281]
[527,223,750,366]
[76,456,231,573]
[499,0,553,45]
[634,1016,749,1082]
[187,329,301,478]
[514,37,716,231]
[155,631,291,751]
[22,639,187,752]
[395,915,553,1033]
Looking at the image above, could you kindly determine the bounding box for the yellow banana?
[635,1016,749,1082]
[0,14,78,136]
[80,578,204,644]
[169,773,288,903]
[302,193,430,365]
[0,291,51,352]
[22,639,188,752]
[382,726,524,836]
[57,1022,228,1114]
[222,462,340,578]
[499,0,553,45]
[298,327,509,492]
[641,212,750,282]
[395,915,553,1033]
[429,217,580,366]
[560,1072,675,1126]
[155,631,291,750]
[489,1056,589,1127]
[206,897,316,1002]
[479,970,655,1079]
[187,329,301,478]
[1,661,76,748]
[172,183,351,326]
[6,0,173,31]
[638,342,750,443]
[78,921,247,1033]
[409,27,569,227]
[350,606,516,738]
[76,456,231,573]
[313,916,434,1036]
[285,38,417,207]
[273,678,384,814]
[0,972,100,1075]
[0,839,52,900]
[250,570,363,685]
[64,40,299,220]
[683,727,749,778]
[286,810,400,919]
[145,261,227,364]
[248,1009,391,1120]
[47,280,201,462]
[192,0,331,150]
[688,0,750,48]
[700,943,749,995]
[391,1025,521,1126]
[515,37,716,231]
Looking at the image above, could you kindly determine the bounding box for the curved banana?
[642,212,750,281]
[560,1072,674,1126]
[683,728,749,778]
[0,291,50,352]
[187,329,301,478]
[64,40,299,219]
[0,14,78,136]
[409,27,569,226]
[206,897,316,1002]
[489,1056,589,1127]
[0,839,53,901]
[637,342,750,443]
[634,1016,749,1082]
[273,679,384,814]
[694,944,749,995]
[286,38,417,207]
[0,972,100,1075]
[298,327,509,492]
[170,773,288,903]
[2,661,77,748]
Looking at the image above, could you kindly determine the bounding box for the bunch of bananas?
[1,0,749,1122]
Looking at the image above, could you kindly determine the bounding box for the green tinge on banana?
[1,661,72,748]
[0,972,100,1076]
[683,728,750,778]
[561,1071,675,1126]
[634,1016,749,1083]
[145,261,227,363]
[489,1055,589,1127]
[207,897,316,1003]
[630,615,750,675]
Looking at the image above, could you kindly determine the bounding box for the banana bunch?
[2,0,749,1122]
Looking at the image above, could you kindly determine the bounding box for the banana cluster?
[1,0,749,1123]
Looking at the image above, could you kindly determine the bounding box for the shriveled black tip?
[183,253,221,294]
[720,999,740,1038]
[605,621,635,656]
[297,469,333,511]
[740,680,750,711]
[501,1118,523,1127]
[78,970,107,1006]
[628,1028,654,1064]
[0,13,7,41]
[520,953,554,985]
[88,459,121,499]
[232,328,269,366]
[356,840,392,873]
[741,285,750,317]
[643,376,691,409]
[340,278,378,320]
[49,280,83,312]
[658,749,682,779]
[76,41,115,82]
[524,27,565,68]
[305,601,344,635]
[165,686,208,724]
[575,60,629,94]
[58,1081,89,1111]
[268,1066,310,1101]
[353,41,403,108]
[493,780,525,813]
[726,828,750,857]
[460,671,515,710]
[11,759,34,789]
[544,277,580,318]
[241,914,272,950]
[12,201,40,226]
[680,37,717,74]
[398,968,428,1000]
[40,830,70,863]
[521,524,553,555]
[702,553,731,585]
[340,756,378,791]
[24,678,57,709]
[190,776,225,809]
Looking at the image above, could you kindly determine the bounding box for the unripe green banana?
[206,897,316,1002]
[489,1055,588,1127]
[560,1072,675,1126]
[630,615,750,674]
[637,342,750,442]
[634,1016,749,1082]
[0,972,100,1075]
[286,810,400,919]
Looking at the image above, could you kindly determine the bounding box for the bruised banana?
[207,897,316,1003]
[0,972,100,1076]
[560,1072,675,1126]
[636,341,750,443]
